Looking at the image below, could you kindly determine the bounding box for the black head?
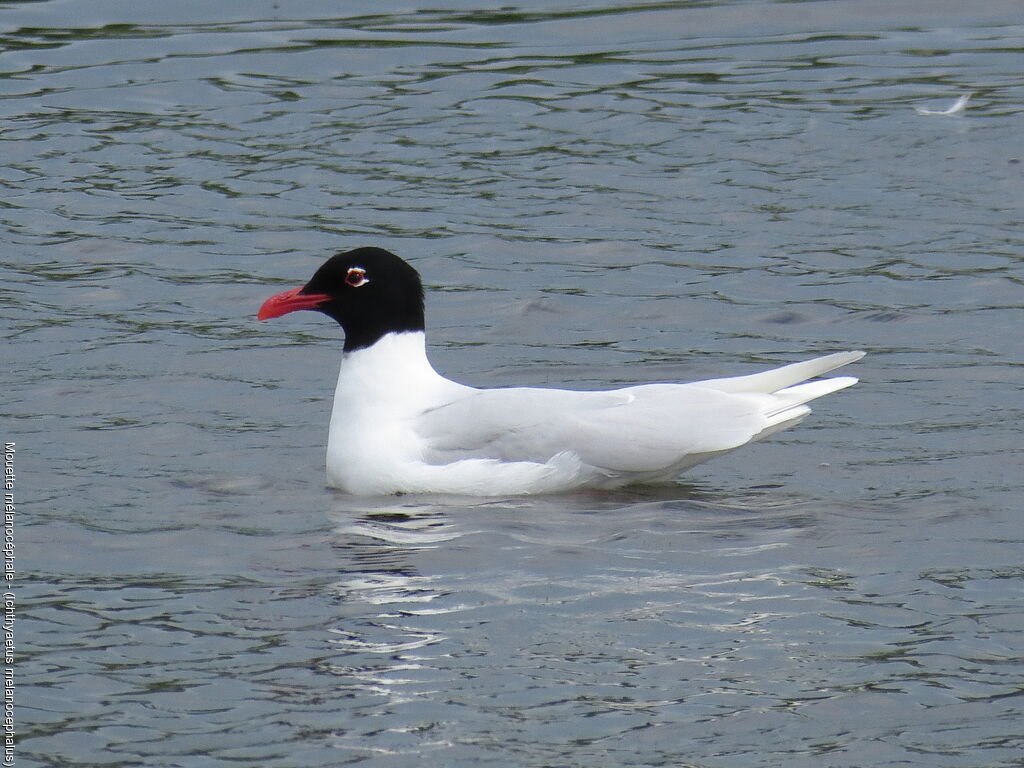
[258,247,425,352]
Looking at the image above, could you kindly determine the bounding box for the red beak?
[257,287,332,321]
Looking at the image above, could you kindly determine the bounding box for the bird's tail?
[696,350,864,433]
[762,375,859,430]
[695,351,864,395]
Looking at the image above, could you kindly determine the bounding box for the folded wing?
[415,351,862,477]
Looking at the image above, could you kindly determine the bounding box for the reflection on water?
[6,0,1023,765]
[313,491,1023,764]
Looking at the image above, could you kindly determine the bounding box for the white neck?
[332,331,460,414]
[326,331,471,489]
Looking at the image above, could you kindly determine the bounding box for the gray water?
[4,0,1023,766]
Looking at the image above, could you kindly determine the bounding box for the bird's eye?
[345,267,369,288]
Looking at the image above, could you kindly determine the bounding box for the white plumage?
[258,247,864,496]
[324,332,862,495]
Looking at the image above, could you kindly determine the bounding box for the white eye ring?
[345,267,369,288]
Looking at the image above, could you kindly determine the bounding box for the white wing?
[415,351,863,476]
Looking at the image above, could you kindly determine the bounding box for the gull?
[259,247,863,495]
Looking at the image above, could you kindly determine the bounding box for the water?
[4,0,1023,765]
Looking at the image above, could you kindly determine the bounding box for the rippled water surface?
[5,0,1023,765]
